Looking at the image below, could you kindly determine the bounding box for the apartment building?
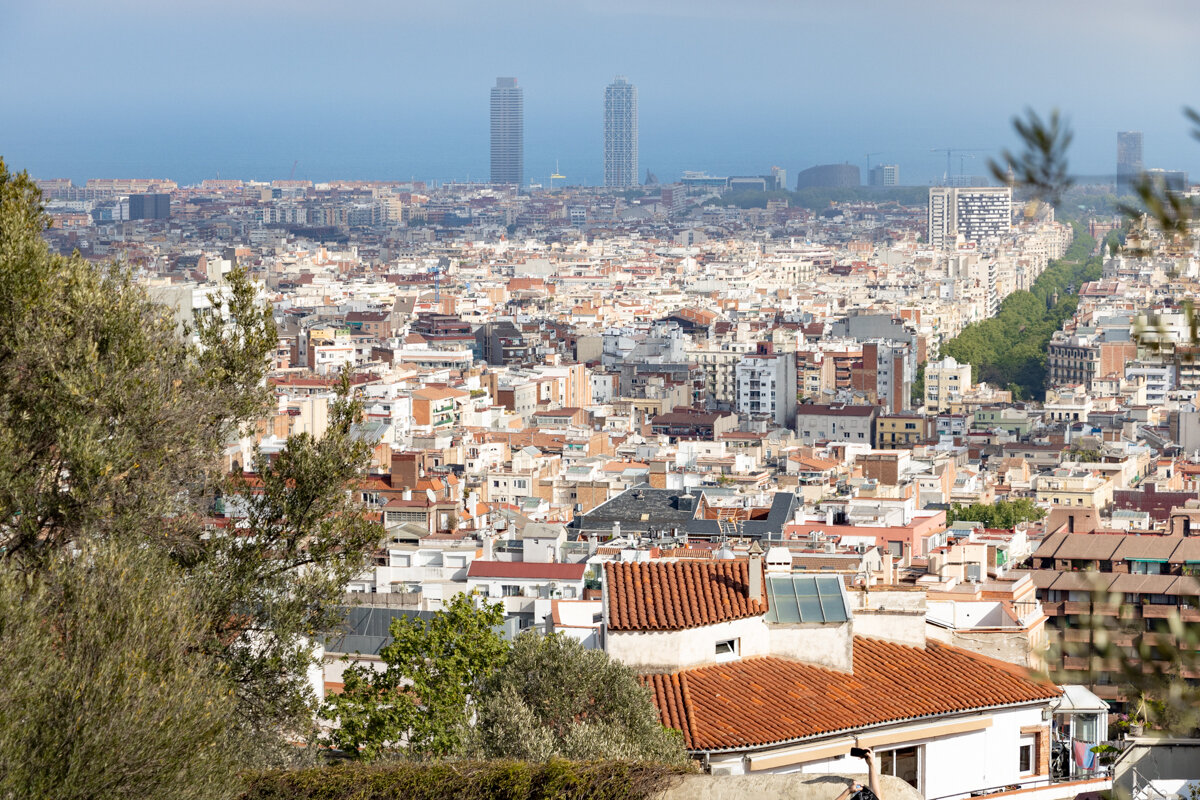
[924,355,973,414]
[1031,526,1200,705]
[735,345,797,428]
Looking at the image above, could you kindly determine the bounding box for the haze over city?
[3,0,1199,186]
[11,0,1200,796]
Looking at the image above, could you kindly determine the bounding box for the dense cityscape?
[4,2,1200,799]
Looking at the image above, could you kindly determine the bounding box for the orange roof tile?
[643,638,1059,751]
[605,560,766,632]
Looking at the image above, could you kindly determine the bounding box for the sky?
[2,0,1199,187]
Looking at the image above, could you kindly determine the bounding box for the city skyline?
[3,2,1200,186]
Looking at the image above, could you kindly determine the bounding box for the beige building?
[1035,468,1113,512]
[924,355,973,414]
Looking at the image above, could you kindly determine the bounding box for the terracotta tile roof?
[605,560,767,632]
[467,560,586,581]
[644,638,1059,751]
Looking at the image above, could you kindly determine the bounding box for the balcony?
[1062,656,1090,671]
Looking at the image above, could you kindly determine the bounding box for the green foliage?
[0,542,241,800]
[0,156,384,771]
[789,185,930,210]
[998,106,1200,738]
[0,162,270,562]
[703,189,790,209]
[476,633,689,766]
[704,186,929,211]
[946,498,1045,529]
[324,592,509,760]
[989,108,1074,206]
[197,370,384,758]
[911,362,925,405]
[941,224,1100,400]
[324,603,686,767]
[1066,446,1103,463]
[239,759,689,800]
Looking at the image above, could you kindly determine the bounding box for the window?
[501,584,522,597]
[1019,737,1035,774]
[879,746,921,791]
[714,638,739,662]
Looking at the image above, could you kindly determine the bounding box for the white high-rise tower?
[490,77,523,185]
[604,77,638,188]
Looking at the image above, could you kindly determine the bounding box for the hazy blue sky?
[2,0,1198,187]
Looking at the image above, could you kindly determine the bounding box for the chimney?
[403,488,413,501]
[483,535,494,560]
[748,540,764,605]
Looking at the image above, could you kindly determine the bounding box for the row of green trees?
[703,185,930,211]
[944,498,1045,528]
[940,224,1102,400]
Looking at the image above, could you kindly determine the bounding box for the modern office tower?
[128,193,170,220]
[604,76,638,188]
[927,186,1012,250]
[770,165,788,191]
[490,77,523,185]
[1117,131,1143,195]
[869,164,900,187]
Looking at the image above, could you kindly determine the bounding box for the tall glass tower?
[490,77,523,185]
[1116,131,1143,195]
[604,77,638,188]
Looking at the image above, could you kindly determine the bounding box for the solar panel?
[764,574,850,624]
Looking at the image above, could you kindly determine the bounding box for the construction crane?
[931,148,986,185]
[958,152,977,177]
[289,159,298,180]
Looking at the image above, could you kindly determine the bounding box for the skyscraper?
[1117,131,1143,195]
[604,76,638,188]
[490,77,523,185]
